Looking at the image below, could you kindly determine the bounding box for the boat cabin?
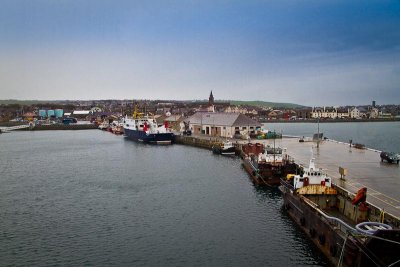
[293,158,332,189]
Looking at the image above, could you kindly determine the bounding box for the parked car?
[380,151,400,164]
[62,118,78,125]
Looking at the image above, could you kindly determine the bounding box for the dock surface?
[261,138,400,219]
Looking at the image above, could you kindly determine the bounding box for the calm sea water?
[0,130,327,266]
[263,121,400,152]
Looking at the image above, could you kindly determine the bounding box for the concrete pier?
[260,137,400,219]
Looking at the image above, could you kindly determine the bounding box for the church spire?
[209,90,214,106]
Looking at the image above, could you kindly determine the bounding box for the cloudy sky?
[0,0,399,106]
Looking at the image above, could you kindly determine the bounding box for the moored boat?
[110,120,124,135]
[242,143,297,186]
[212,140,236,155]
[123,109,174,144]
[98,120,109,131]
[279,158,400,267]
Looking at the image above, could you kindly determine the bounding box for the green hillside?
[0,99,58,105]
[229,100,307,109]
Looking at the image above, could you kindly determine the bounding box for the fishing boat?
[242,143,297,186]
[212,140,236,155]
[98,120,109,131]
[279,158,400,267]
[123,108,174,145]
[110,120,124,135]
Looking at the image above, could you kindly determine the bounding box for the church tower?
[209,90,214,106]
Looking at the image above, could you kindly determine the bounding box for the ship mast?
[273,130,276,164]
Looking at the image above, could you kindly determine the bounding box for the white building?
[186,112,261,138]
[368,108,378,118]
[311,107,339,119]
[224,106,248,114]
[90,107,102,113]
[349,107,361,119]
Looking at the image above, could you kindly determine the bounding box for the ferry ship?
[279,158,400,267]
[123,109,174,145]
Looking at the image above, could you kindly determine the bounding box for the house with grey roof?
[186,112,261,138]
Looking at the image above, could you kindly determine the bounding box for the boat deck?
[261,138,400,219]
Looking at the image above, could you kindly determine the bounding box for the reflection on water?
[0,130,327,266]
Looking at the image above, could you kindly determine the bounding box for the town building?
[349,107,361,119]
[186,112,261,138]
[295,108,312,119]
[311,107,338,119]
[368,108,379,118]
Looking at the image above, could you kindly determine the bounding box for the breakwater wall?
[20,124,98,131]
[175,135,245,153]
[175,135,221,149]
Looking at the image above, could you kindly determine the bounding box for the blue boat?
[123,113,174,145]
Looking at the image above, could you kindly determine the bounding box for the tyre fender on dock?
[309,228,316,238]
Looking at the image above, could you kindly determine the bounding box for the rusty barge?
[241,143,298,186]
[279,158,400,267]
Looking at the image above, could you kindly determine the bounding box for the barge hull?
[242,158,281,186]
[124,128,174,144]
[280,184,400,267]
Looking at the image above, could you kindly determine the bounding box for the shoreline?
[260,118,400,123]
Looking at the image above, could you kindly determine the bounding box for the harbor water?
[0,130,327,266]
[264,121,400,152]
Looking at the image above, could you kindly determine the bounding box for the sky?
[0,0,399,106]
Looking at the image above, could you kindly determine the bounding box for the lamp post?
[317,117,320,149]
[200,113,203,135]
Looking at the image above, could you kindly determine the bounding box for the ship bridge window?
[299,178,304,182]
[140,125,144,127]
[325,178,330,182]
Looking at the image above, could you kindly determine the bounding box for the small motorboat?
[212,141,236,155]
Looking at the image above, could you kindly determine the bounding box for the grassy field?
[228,100,307,109]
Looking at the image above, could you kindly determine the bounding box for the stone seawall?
[175,135,217,149]
[19,124,98,131]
